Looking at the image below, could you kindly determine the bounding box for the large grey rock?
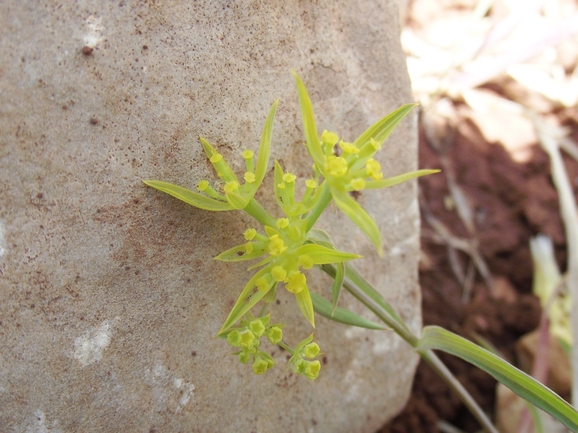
[0,1,420,432]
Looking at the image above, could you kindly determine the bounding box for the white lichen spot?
[0,220,6,257]
[73,320,112,366]
[83,15,105,47]
[147,362,195,412]
[24,410,62,433]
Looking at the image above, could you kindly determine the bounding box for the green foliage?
[142,72,578,433]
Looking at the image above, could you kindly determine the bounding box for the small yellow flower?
[268,235,287,256]
[350,178,366,191]
[339,141,359,154]
[197,180,209,191]
[242,150,254,159]
[321,130,339,146]
[252,358,269,375]
[366,159,383,181]
[244,228,257,240]
[286,271,306,294]
[271,265,288,282]
[224,180,239,193]
[326,156,348,177]
[210,153,223,163]
[244,172,256,183]
[305,179,318,189]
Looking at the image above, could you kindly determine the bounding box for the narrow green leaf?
[199,136,238,184]
[273,160,289,213]
[143,180,233,211]
[353,104,416,149]
[332,189,383,256]
[295,287,315,328]
[332,262,345,315]
[292,71,325,167]
[199,135,217,158]
[247,256,272,271]
[218,266,273,335]
[214,243,267,262]
[255,100,279,185]
[311,292,386,330]
[297,243,361,264]
[417,326,578,432]
[224,190,250,210]
[306,228,334,246]
[341,263,409,331]
[365,169,441,190]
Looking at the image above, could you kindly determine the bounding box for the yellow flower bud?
[268,235,287,256]
[305,179,318,189]
[224,181,239,193]
[271,265,288,282]
[350,178,366,191]
[252,358,269,375]
[244,172,256,183]
[244,228,257,240]
[286,271,306,294]
[326,156,348,177]
[282,173,296,183]
[304,360,321,380]
[210,153,223,163]
[339,141,359,154]
[321,130,339,146]
[242,150,254,159]
[276,218,289,229]
[366,158,383,181]
[197,180,209,192]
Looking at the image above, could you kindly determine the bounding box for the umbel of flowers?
[144,71,438,380]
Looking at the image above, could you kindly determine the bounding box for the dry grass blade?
[532,113,578,406]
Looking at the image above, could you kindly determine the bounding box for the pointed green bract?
[143,180,233,211]
[332,189,383,256]
[292,71,324,167]
[296,243,361,264]
[255,100,278,185]
[295,287,315,328]
[273,160,288,213]
[350,104,416,171]
[331,262,345,316]
[214,243,267,262]
[311,292,386,330]
[365,169,441,190]
[225,189,250,210]
[218,266,274,335]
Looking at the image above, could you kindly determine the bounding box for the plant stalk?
[321,264,499,433]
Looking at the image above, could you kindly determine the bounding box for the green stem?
[320,264,498,433]
[305,182,332,231]
[244,198,277,227]
[277,341,295,355]
[420,350,498,433]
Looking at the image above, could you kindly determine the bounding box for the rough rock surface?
[0,2,419,432]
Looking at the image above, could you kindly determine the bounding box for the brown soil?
[378,107,578,432]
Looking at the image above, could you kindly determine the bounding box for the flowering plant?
[144,72,578,430]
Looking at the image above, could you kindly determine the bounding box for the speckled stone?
[0,2,420,432]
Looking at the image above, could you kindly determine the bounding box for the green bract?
[144,72,437,380]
